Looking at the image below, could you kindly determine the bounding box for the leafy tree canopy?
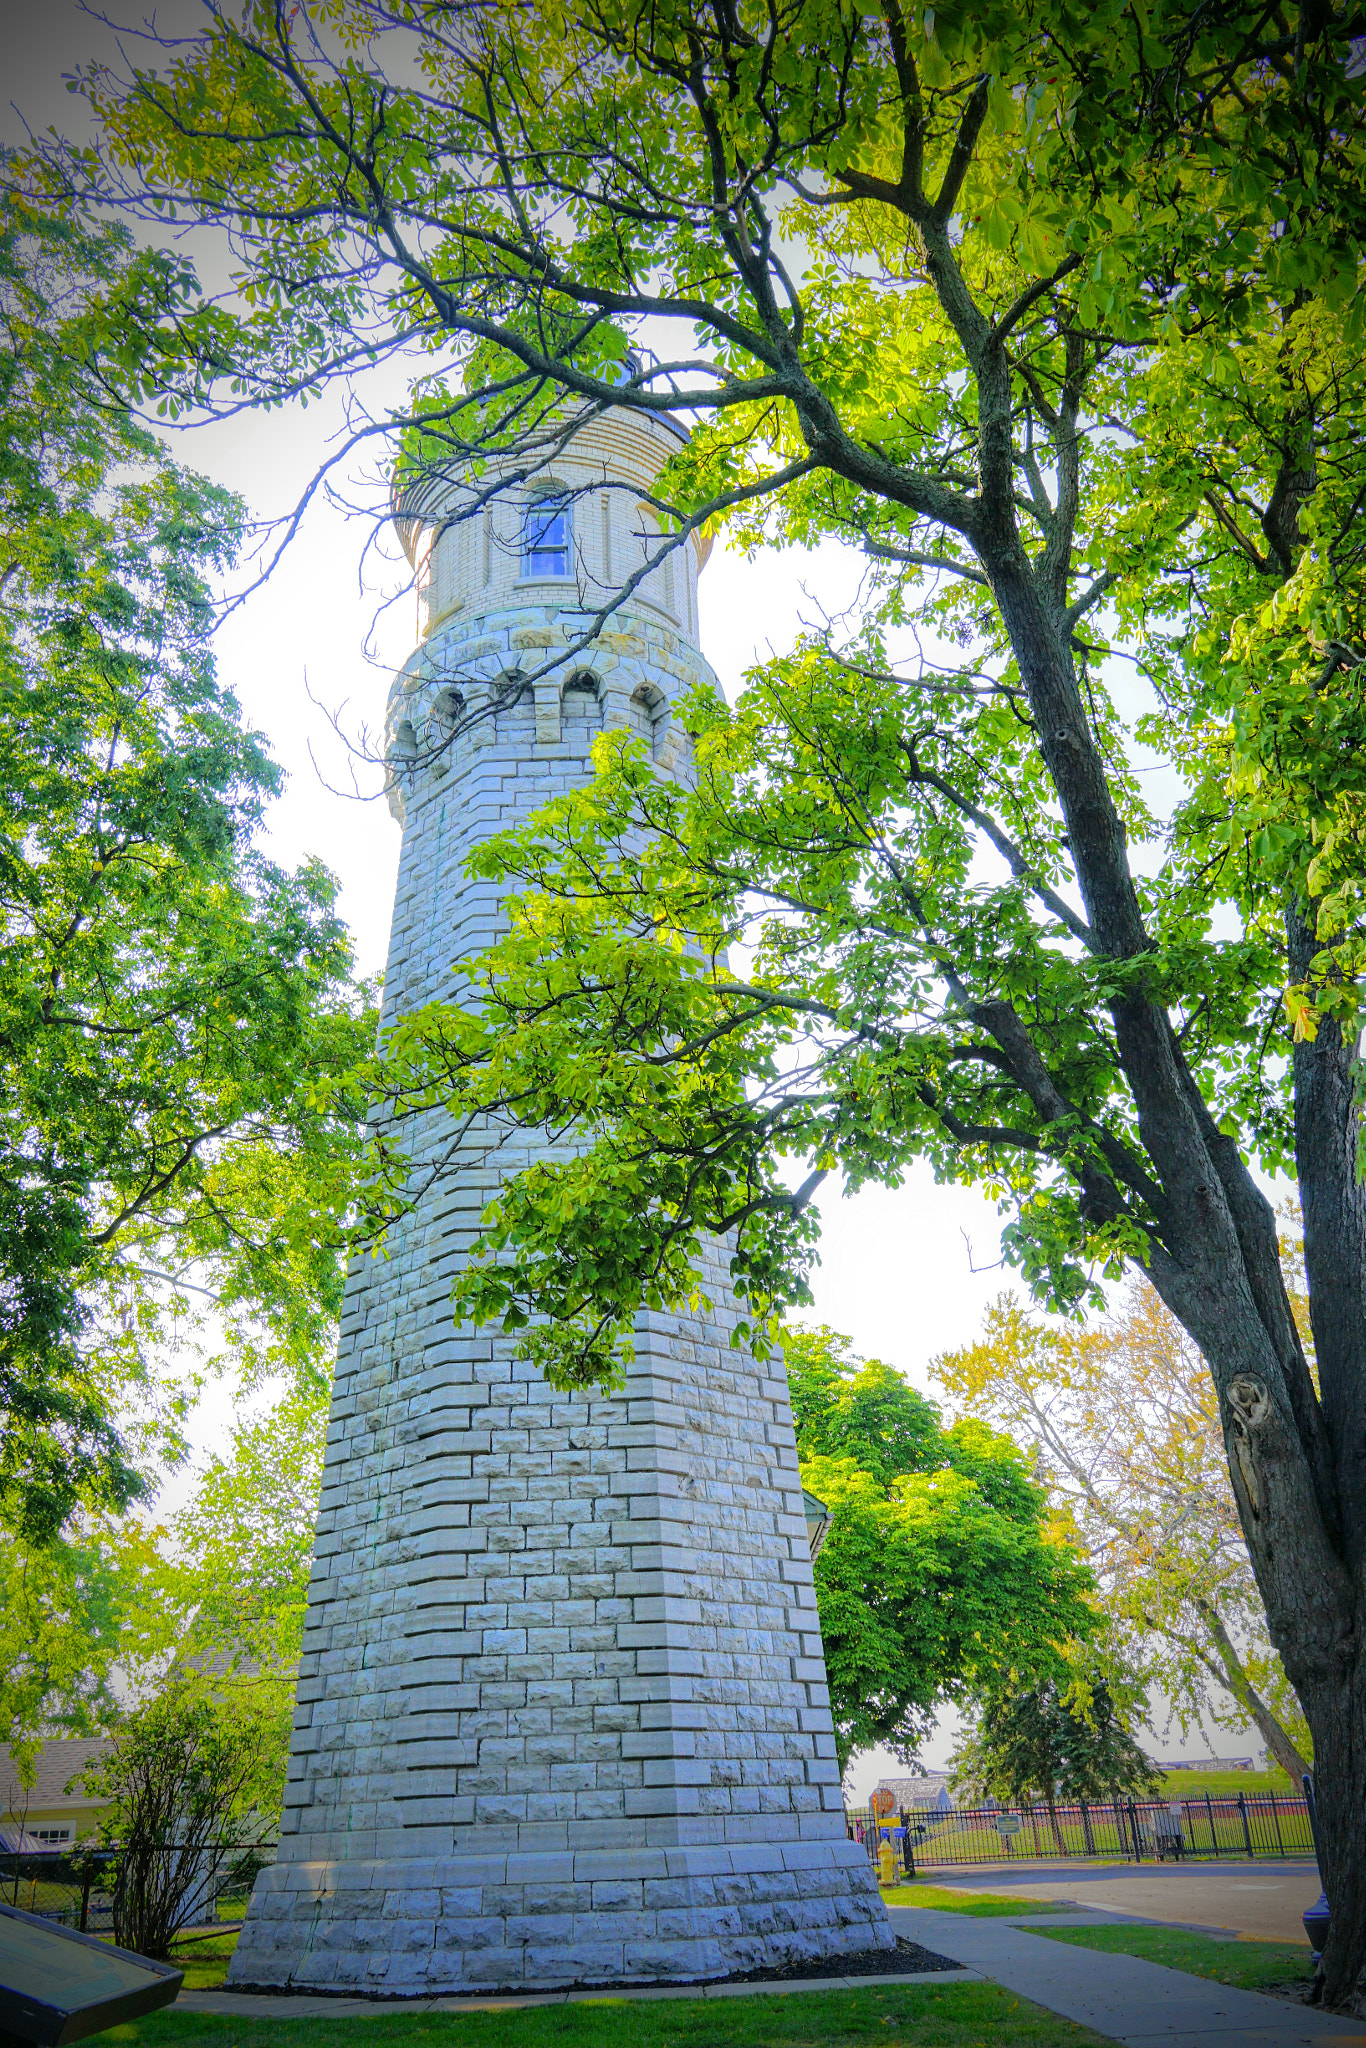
[784,1325,944,1485]
[151,1382,328,1684]
[2,1384,327,1783]
[0,1516,160,1784]
[784,1325,1095,1770]
[0,185,374,1541]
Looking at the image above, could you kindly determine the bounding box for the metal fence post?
[1269,1789,1285,1856]
[1237,1791,1253,1858]
[1128,1797,1142,1860]
[1080,1799,1095,1857]
[1205,1791,1217,1854]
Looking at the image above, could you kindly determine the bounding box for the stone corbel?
[600,678,636,732]
[533,678,562,746]
[451,677,488,749]
[655,721,692,782]
[510,627,567,748]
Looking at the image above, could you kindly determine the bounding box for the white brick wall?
[228,413,891,1995]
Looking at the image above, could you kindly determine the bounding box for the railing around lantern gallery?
[846,1791,1315,1872]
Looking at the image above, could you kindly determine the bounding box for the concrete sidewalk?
[889,1904,1366,2048]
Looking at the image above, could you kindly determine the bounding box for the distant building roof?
[875,1773,954,1810]
[0,1739,111,1821]
[1159,1756,1258,1771]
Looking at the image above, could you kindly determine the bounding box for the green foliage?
[0,185,374,1540]
[935,1282,1312,1780]
[0,1516,159,1781]
[784,1325,1095,1770]
[155,1382,329,1680]
[80,1676,290,1958]
[0,1384,328,1773]
[785,1326,946,1484]
[950,1677,1161,1811]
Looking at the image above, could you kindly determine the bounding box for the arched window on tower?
[629,682,664,752]
[522,494,571,577]
[562,669,600,736]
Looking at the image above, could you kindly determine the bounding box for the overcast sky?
[5,3,1240,1780]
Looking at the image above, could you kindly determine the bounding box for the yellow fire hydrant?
[878,1833,897,1885]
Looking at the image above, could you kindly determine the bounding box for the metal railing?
[1,1841,275,1933]
[846,1791,1315,1869]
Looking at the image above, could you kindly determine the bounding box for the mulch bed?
[728,1936,964,1984]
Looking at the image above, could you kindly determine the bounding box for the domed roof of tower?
[390,367,693,568]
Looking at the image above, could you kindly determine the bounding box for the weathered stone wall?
[227,445,892,1995]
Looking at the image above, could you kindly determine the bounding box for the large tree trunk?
[1287,905,1366,2009]
[979,541,1365,2011]
[1307,1679,1366,2006]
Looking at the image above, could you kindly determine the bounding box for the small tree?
[80,1681,288,1959]
[785,1326,1096,1771]
[936,1280,1313,1782]
[952,1676,1160,1851]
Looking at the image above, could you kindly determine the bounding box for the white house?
[0,1739,111,1850]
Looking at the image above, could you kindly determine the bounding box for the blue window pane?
[523,500,570,576]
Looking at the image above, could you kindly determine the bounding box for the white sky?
[5,5,1244,1783]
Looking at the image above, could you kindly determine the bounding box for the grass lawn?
[1029,1923,1314,1995]
[881,1886,1070,1917]
[107,1981,1111,2048]
[1155,1771,1294,1798]
[166,1929,243,1992]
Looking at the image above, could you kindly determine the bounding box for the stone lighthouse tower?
[227,400,892,1995]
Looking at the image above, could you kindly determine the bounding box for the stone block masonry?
[227,409,893,1994]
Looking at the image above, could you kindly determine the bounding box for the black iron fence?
[847,1790,1315,1870]
[1,1841,275,1933]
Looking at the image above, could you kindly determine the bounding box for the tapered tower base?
[228,1283,891,1994]
[234,1843,888,1995]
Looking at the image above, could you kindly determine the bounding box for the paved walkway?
[919,1859,1322,1944]
[889,1904,1366,2048]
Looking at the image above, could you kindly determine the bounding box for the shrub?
[80,1680,288,1957]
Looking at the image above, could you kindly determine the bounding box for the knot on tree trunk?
[1226,1374,1273,1520]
